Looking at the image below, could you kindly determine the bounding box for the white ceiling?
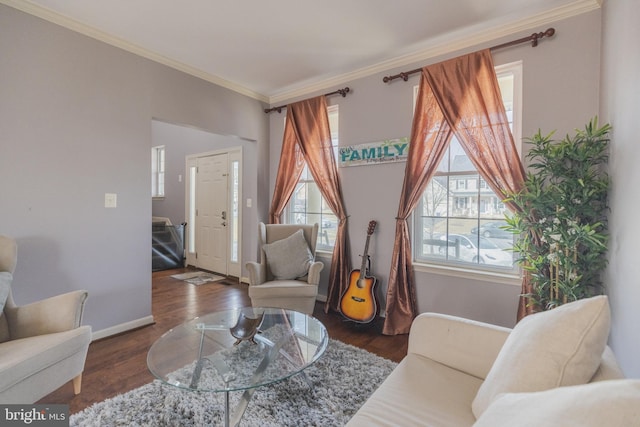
[3,0,600,104]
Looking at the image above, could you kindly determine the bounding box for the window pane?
[188,166,196,253]
[151,145,165,197]
[284,106,339,251]
[414,63,520,273]
[230,160,239,263]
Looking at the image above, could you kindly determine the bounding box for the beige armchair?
[246,223,324,315]
[0,235,91,403]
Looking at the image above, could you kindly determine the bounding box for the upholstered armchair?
[246,223,324,315]
[0,235,92,403]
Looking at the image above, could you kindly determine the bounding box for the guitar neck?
[359,235,371,276]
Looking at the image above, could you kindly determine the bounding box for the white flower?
[550,234,561,241]
[553,217,561,225]
[547,252,558,263]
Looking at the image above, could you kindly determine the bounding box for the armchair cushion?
[0,272,10,312]
[0,326,91,399]
[472,295,610,417]
[473,379,640,427]
[262,229,313,280]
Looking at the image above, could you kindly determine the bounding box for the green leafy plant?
[504,118,611,310]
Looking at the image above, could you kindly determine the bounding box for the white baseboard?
[91,315,155,341]
[240,276,250,284]
[316,294,327,303]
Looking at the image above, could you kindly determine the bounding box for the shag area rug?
[70,339,396,426]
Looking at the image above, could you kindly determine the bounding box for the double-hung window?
[151,145,165,198]
[414,62,522,276]
[284,105,339,252]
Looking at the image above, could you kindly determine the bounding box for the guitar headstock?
[367,220,377,236]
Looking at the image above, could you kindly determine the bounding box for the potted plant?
[504,118,611,310]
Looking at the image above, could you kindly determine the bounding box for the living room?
[1,0,639,424]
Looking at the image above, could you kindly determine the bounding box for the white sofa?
[348,296,640,427]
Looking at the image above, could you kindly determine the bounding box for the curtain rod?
[264,87,351,113]
[382,28,556,83]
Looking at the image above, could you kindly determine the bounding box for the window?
[151,145,165,198]
[285,105,339,252]
[414,62,522,275]
[230,159,240,263]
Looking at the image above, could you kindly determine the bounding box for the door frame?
[185,147,243,278]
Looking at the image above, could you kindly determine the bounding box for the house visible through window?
[285,105,339,252]
[152,145,165,198]
[414,62,522,275]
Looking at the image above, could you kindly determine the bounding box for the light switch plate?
[105,193,117,208]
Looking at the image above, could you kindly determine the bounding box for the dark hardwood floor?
[39,268,408,414]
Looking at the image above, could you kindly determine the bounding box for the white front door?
[196,153,228,274]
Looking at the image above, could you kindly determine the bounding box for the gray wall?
[270,10,602,329]
[600,0,640,378]
[0,5,269,334]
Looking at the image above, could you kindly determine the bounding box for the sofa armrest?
[590,346,625,382]
[306,261,324,286]
[7,290,88,339]
[408,312,511,380]
[246,261,266,286]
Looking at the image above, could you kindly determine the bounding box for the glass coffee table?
[147,307,328,427]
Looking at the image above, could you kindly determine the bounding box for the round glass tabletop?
[147,307,328,393]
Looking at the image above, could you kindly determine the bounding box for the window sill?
[413,261,521,286]
[152,196,165,201]
[315,249,334,258]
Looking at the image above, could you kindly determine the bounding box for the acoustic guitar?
[340,220,378,323]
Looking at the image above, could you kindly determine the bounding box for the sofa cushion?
[472,295,610,418]
[473,379,640,427]
[262,229,313,280]
[346,353,482,427]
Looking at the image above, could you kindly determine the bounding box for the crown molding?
[2,0,599,107]
[0,0,270,103]
[267,0,601,105]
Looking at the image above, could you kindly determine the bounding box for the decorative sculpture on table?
[230,311,264,345]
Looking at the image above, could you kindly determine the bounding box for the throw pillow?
[0,272,11,312]
[262,229,313,280]
[472,295,611,418]
[473,380,640,427]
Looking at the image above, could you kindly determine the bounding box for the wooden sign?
[338,137,409,167]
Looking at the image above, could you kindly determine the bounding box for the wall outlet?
[246,198,252,208]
